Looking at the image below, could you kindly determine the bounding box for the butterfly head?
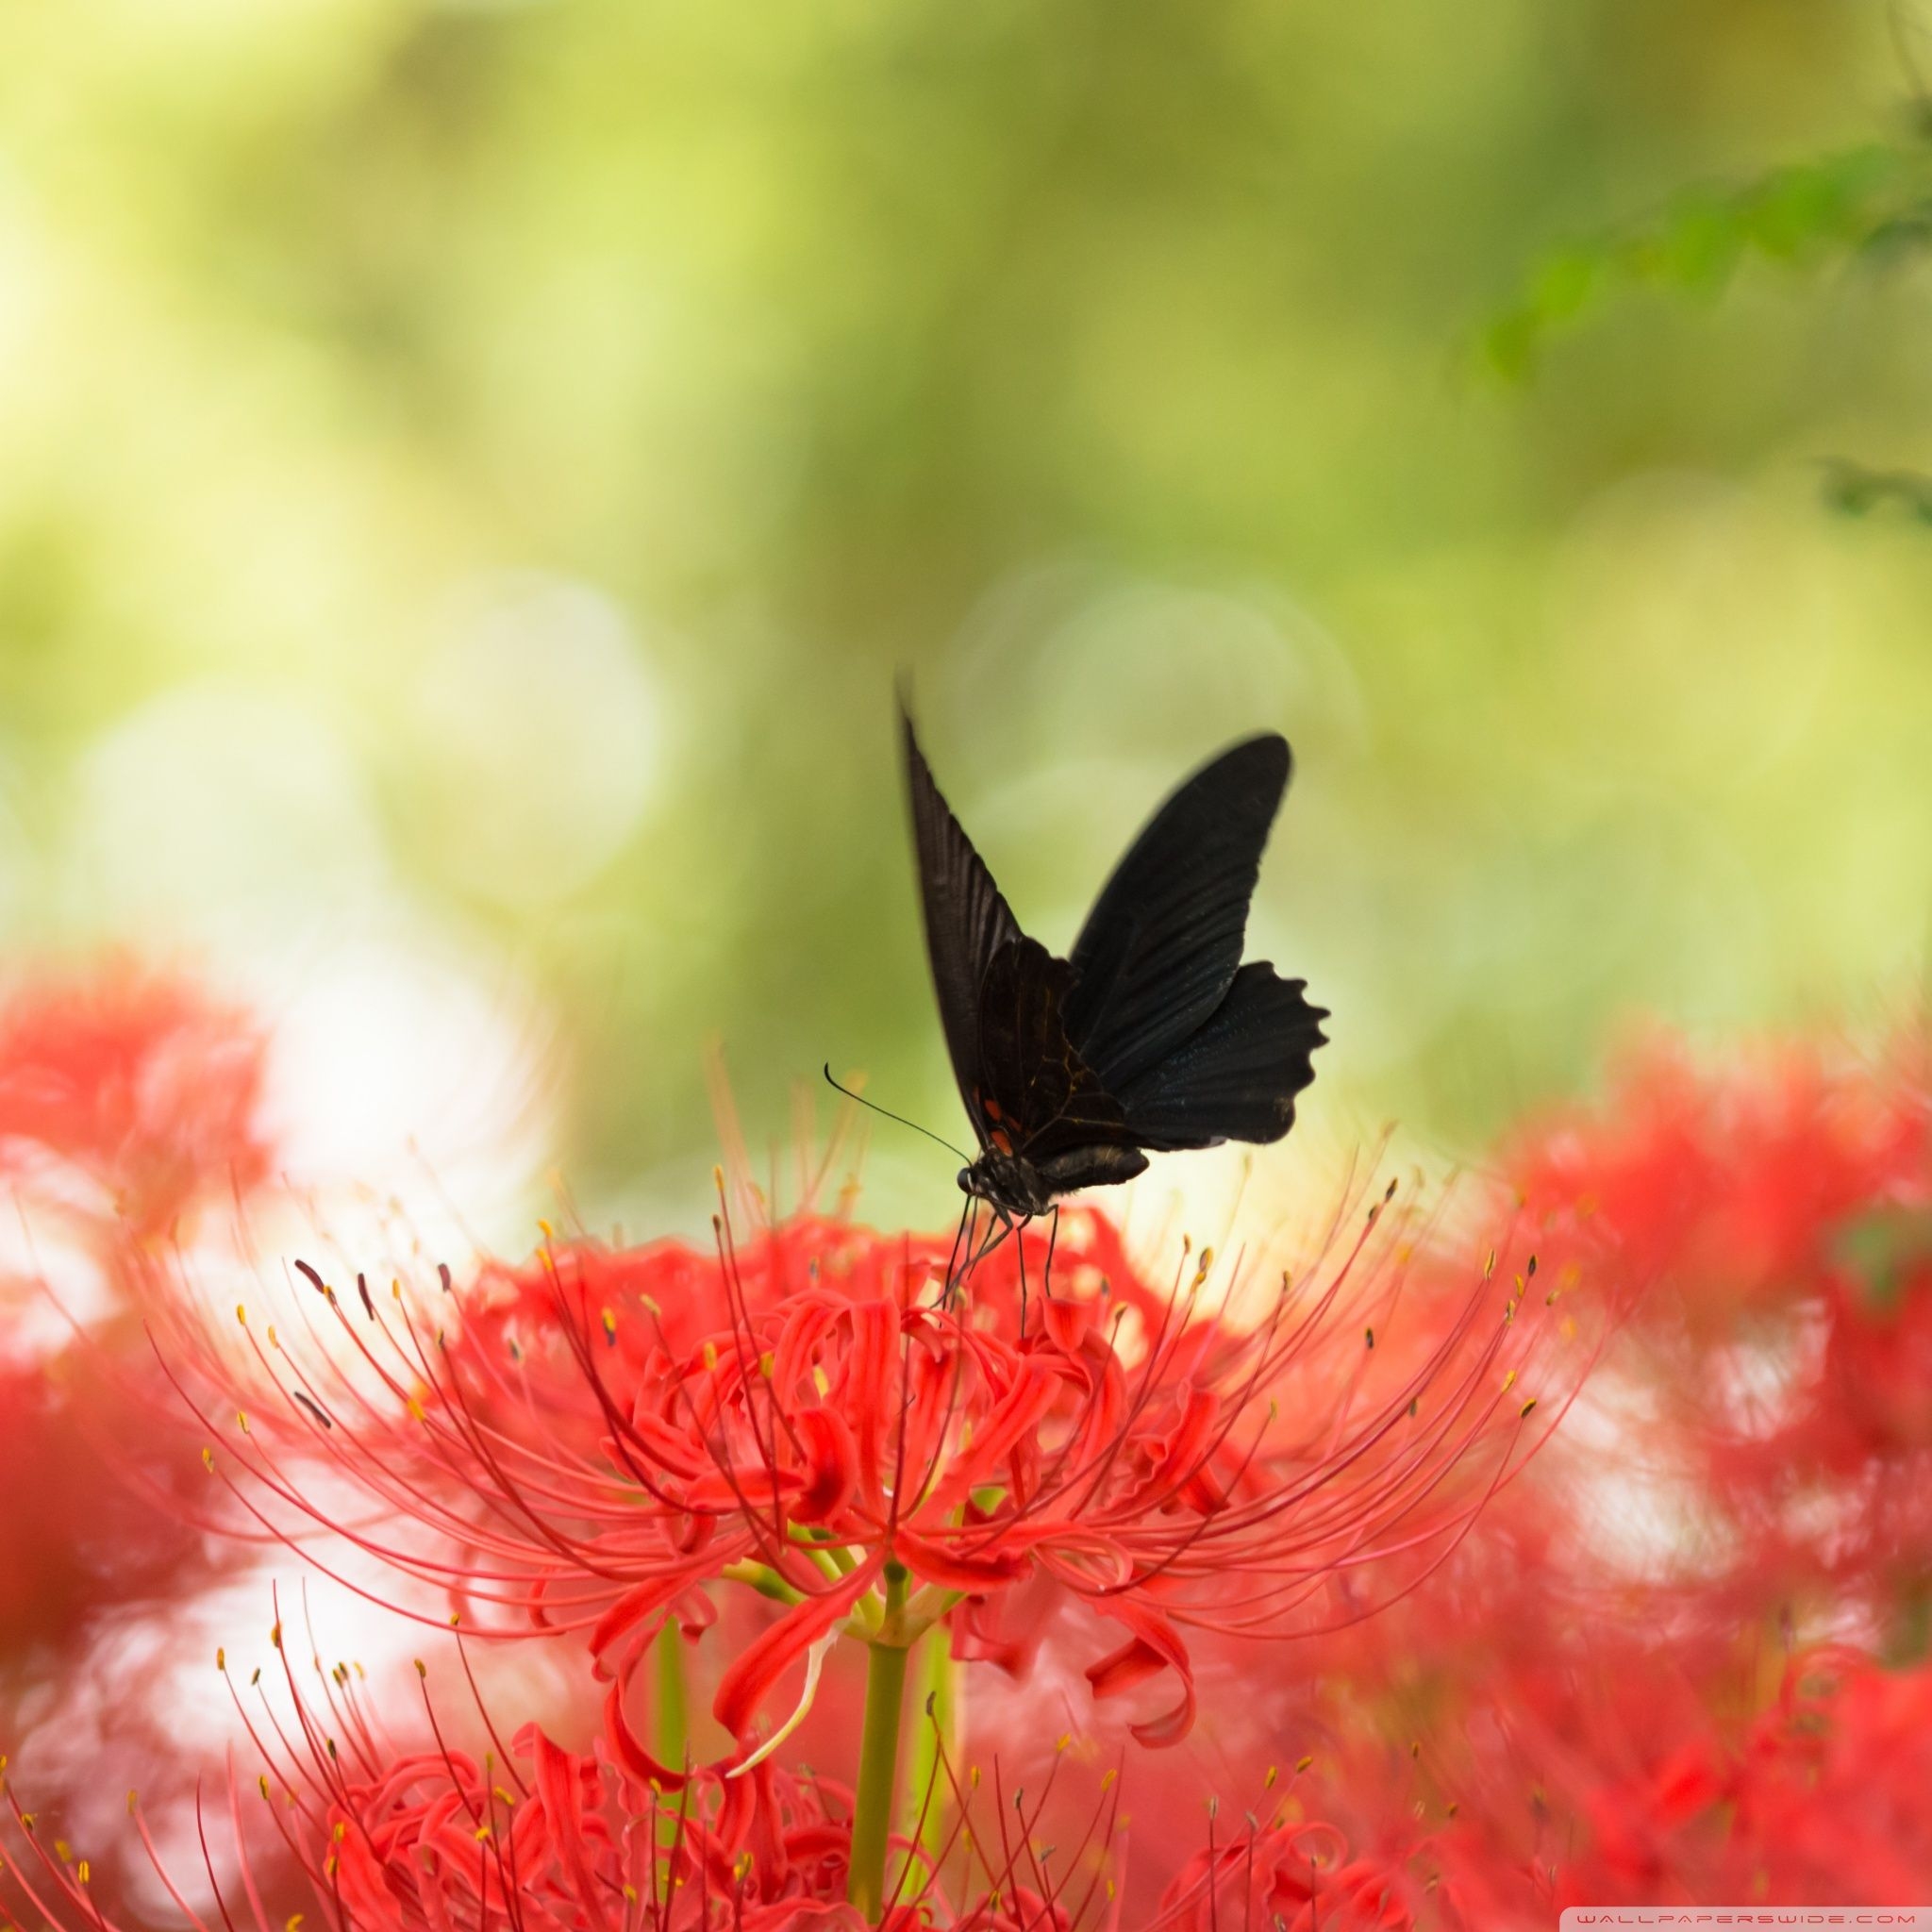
[958,1147,1052,1220]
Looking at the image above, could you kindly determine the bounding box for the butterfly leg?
[1008,1208,1042,1334]
[962,1200,1011,1287]
[1042,1203,1061,1302]
[1013,1210,1029,1334]
[941,1192,976,1308]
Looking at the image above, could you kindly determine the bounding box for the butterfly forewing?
[902,709,1023,1137]
[1062,735,1291,1091]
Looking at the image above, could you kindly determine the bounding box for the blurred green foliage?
[3,0,1932,1233]
[1480,141,1932,380]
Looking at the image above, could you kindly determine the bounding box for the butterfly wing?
[903,708,1024,1140]
[1062,735,1291,1092]
[976,938,1153,1192]
[1111,961,1327,1150]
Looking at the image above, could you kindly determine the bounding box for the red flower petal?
[1085,1598,1197,1747]
[712,1556,884,1742]
[602,1681,690,1792]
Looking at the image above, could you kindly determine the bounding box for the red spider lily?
[0,968,269,1246]
[1504,1030,1932,1636]
[169,1173,1549,1757]
[0,967,276,1654]
[1411,1643,1932,1918]
[0,969,277,1907]
[1157,1824,1415,1932]
[0,1618,1124,1932]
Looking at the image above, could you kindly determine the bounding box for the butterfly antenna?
[823,1065,974,1163]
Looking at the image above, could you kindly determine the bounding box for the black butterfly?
[903,708,1327,1236]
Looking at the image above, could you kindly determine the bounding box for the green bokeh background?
[5,0,1932,1233]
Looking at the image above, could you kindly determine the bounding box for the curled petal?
[893,1529,1035,1591]
[1086,1599,1197,1747]
[590,1574,700,1682]
[603,1680,690,1792]
[791,1407,858,1524]
[713,1556,884,1742]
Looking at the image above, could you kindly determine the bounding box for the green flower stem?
[847,1562,911,1923]
[722,1559,805,1604]
[654,1619,688,1770]
[902,1627,957,1864]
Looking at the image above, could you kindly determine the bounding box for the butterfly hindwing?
[1062,735,1291,1092]
[903,708,1023,1139]
[1112,961,1328,1149]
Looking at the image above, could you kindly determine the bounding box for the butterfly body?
[905,709,1327,1227]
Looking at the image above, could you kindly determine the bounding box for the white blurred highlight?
[411,572,666,906]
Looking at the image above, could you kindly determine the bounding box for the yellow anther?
[758,1351,774,1378]
[812,1364,830,1398]
[414,1658,426,1677]
[236,1410,249,1435]
[202,1447,214,1472]
[1056,1732,1072,1754]
[216,1646,225,1671]
[79,1860,91,1885]
[702,1341,718,1372]
[259,1775,270,1800]
[288,1916,306,1931]
[407,1397,426,1423]
[1295,1754,1314,1773]
[127,1791,138,1814]
[268,1325,278,1349]
[1263,1766,1277,1789]
[1101,1769,1117,1790]
[474,1824,492,1841]
[270,1622,282,1649]
[538,1219,554,1241]
[1520,1398,1539,1419]
[1483,1249,1496,1279]
[601,1307,618,1343]
[1502,1370,1517,1393]
[236,1305,247,1325]
[623,1888,639,1905]
[56,1840,71,1860]
[494,1787,516,1807]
